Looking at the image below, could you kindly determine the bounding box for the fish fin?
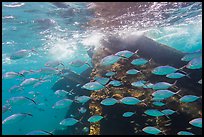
[148,58,152,64]
[178,65,187,74]
[134,49,139,56]
[24,96,37,105]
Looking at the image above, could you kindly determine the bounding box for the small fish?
[119,97,142,105]
[115,50,138,58]
[3,72,24,79]
[122,112,135,117]
[181,50,202,62]
[161,109,177,116]
[26,130,53,135]
[184,56,202,70]
[60,118,80,126]
[152,90,180,99]
[69,60,91,68]
[100,98,118,106]
[100,55,121,66]
[75,95,91,105]
[105,71,116,77]
[9,85,24,93]
[131,80,147,87]
[20,78,41,87]
[39,67,60,75]
[7,96,36,106]
[179,95,200,103]
[177,131,195,135]
[108,80,122,87]
[142,126,162,135]
[189,118,202,128]
[2,113,33,125]
[9,49,36,60]
[152,101,165,107]
[78,107,87,114]
[126,69,141,75]
[82,81,105,91]
[54,89,69,97]
[131,58,150,66]
[166,72,190,79]
[152,81,177,90]
[52,99,73,109]
[88,115,103,123]
[45,60,64,67]
[152,65,179,75]
[144,109,165,117]
[95,77,110,85]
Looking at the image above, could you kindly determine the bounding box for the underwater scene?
[2,2,202,135]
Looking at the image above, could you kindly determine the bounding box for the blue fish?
[186,56,202,69]
[88,115,103,123]
[152,65,179,75]
[115,50,138,58]
[60,118,79,126]
[181,50,202,62]
[177,131,195,135]
[189,118,202,128]
[2,113,33,125]
[100,55,121,66]
[152,101,165,107]
[82,82,105,91]
[100,98,118,106]
[144,109,165,117]
[161,109,177,115]
[142,126,162,135]
[105,71,116,77]
[166,72,190,79]
[152,81,177,90]
[109,80,122,87]
[131,58,149,66]
[179,95,200,103]
[131,80,147,87]
[52,99,73,109]
[75,95,91,105]
[152,90,180,99]
[120,97,142,105]
[95,77,110,85]
[115,50,134,58]
[126,69,141,75]
[122,112,135,117]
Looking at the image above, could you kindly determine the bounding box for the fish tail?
[148,58,152,64]
[175,90,182,97]
[172,80,177,87]
[24,96,37,105]
[186,73,191,79]
[134,49,139,56]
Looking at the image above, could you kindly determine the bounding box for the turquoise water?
[2,2,202,135]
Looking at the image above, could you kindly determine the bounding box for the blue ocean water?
[2,2,202,135]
